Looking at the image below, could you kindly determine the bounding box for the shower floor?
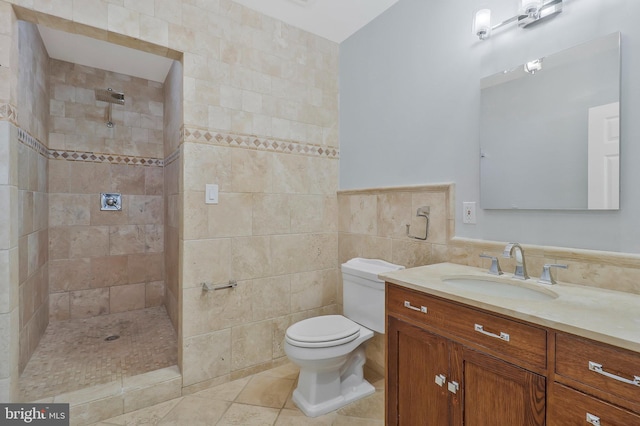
[19,306,178,402]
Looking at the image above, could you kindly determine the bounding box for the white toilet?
[284,258,404,417]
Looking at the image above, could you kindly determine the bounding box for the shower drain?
[104,335,120,341]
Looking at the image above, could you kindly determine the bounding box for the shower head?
[95,88,125,105]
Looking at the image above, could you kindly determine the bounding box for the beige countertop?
[379,262,640,353]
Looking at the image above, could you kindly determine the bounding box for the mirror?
[480,32,620,210]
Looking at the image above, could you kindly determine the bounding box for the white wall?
[339,0,640,253]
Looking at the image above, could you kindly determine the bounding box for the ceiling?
[36,0,399,83]
[232,0,399,43]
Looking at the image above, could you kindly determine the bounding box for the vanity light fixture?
[473,0,563,40]
[524,58,543,74]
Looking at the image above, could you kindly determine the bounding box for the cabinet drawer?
[556,333,640,407]
[387,284,547,369]
[549,383,640,426]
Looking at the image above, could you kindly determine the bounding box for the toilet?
[284,258,404,417]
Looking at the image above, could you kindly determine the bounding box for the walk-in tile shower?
[15,20,181,402]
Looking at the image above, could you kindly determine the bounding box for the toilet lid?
[286,315,361,348]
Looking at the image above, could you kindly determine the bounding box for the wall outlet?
[463,202,476,224]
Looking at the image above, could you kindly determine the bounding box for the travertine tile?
[48,193,91,226]
[182,329,231,387]
[275,409,336,425]
[230,149,272,193]
[69,288,109,319]
[20,306,177,402]
[235,375,295,408]
[217,403,279,426]
[105,397,182,425]
[158,396,230,425]
[128,195,163,225]
[69,226,109,259]
[109,283,145,313]
[289,195,324,234]
[127,252,163,283]
[145,281,164,307]
[231,236,271,281]
[48,292,69,321]
[377,192,412,239]
[272,153,309,194]
[182,281,252,337]
[271,233,337,276]
[192,376,251,402]
[231,320,272,371]
[207,192,253,237]
[182,238,231,288]
[343,194,378,236]
[391,239,432,269]
[109,225,146,255]
[49,258,91,292]
[123,367,181,413]
[252,194,289,236]
[251,276,291,322]
[90,255,129,289]
[290,269,337,313]
[183,143,232,192]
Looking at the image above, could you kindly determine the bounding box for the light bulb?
[521,0,543,17]
[473,9,492,40]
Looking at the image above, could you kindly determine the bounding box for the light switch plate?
[205,184,219,204]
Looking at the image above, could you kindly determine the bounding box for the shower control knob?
[106,197,116,206]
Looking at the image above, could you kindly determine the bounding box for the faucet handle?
[538,263,568,285]
[479,254,503,276]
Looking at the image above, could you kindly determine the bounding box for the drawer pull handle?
[404,301,427,313]
[586,413,601,426]
[435,374,446,387]
[474,324,510,342]
[589,361,640,386]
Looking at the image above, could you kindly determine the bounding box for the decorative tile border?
[0,103,18,125]
[17,128,50,158]
[164,147,180,166]
[184,127,340,159]
[16,123,165,167]
[49,149,163,166]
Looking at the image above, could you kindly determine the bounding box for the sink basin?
[442,277,558,301]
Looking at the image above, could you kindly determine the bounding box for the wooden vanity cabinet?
[387,283,640,426]
[387,284,546,425]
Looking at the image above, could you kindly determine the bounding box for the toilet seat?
[286,315,361,348]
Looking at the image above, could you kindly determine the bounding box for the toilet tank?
[341,258,404,333]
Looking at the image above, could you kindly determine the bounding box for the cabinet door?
[461,347,546,426]
[387,316,450,426]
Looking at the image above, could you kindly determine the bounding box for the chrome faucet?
[502,243,529,280]
[538,264,568,285]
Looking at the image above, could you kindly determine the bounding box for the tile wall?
[16,21,49,374]
[0,1,19,402]
[162,60,182,334]
[47,61,165,321]
[337,184,454,374]
[1,0,340,401]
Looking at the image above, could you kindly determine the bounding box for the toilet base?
[292,378,376,418]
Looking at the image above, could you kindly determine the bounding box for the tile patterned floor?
[92,363,385,425]
[20,306,178,402]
